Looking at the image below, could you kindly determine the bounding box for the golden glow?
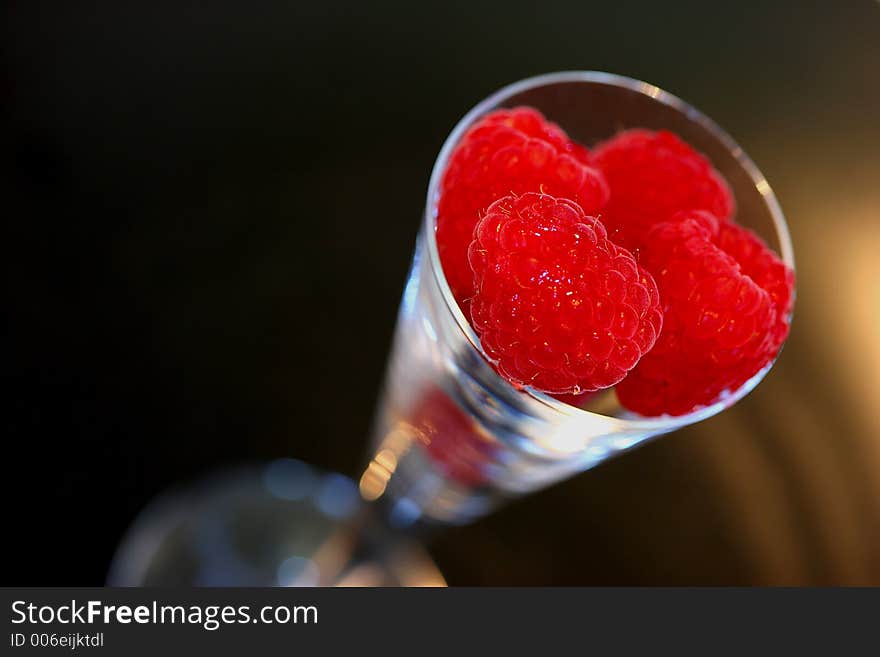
[808,190,880,510]
[359,461,389,501]
[639,82,662,99]
[833,215,880,436]
[374,448,398,472]
[358,424,416,501]
[334,563,384,587]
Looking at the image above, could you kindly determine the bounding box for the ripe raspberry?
[593,129,734,251]
[716,221,795,348]
[467,193,663,395]
[481,106,594,165]
[437,107,609,309]
[410,388,494,487]
[616,211,794,416]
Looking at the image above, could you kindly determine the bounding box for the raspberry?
[593,129,734,251]
[717,221,795,348]
[467,193,663,395]
[411,388,494,487]
[481,107,593,165]
[616,211,794,416]
[437,107,609,309]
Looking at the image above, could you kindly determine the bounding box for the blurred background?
[4,1,879,585]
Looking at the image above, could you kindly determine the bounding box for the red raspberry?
[411,388,494,487]
[716,221,795,349]
[593,129,734,251]
[481,107,593,165]
[616,211,794,416]
[467,193,663,395]
[437,107,609,309]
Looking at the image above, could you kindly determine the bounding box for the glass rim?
[422,70,795,431]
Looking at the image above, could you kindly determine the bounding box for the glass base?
[108,460,445,587]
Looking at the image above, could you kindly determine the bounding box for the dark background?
[4,1,879,585]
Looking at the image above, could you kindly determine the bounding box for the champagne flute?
[111,72,794,585]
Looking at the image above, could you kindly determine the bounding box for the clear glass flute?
[361,71,795,528]
[111,72,794,586]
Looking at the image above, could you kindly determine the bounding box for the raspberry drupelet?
[467,193,663,395]
[437,107,609,310]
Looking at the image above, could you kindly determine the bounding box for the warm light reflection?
[802,189,880,517]
[334,563,384,587]
[375,448,398,472]
[359,461,389,501]
[359,425,415,501]
[639,82,662,99]
[832,213,880,438]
